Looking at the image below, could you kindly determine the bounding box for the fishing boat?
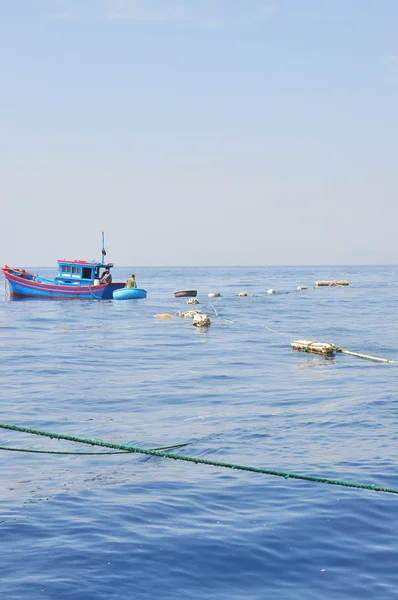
[113,288,147,300]
[174,290,197,298]
[2,233,125,300]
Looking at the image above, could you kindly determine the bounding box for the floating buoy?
[315,280,350,287]
[187,298,199,305]
[297,286,309,290]
[238,292,248,297]
[208,293,222,298]
[192,313,211,327]
[267,289,276,295]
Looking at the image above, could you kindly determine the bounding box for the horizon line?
[2,263,397,269]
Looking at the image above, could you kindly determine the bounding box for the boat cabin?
[55,260,114,285]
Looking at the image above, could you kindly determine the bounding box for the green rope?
[0,446,125,455]
[0,441,189,456]
[1,423,397,495]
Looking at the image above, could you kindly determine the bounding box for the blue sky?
[1,0,398,265]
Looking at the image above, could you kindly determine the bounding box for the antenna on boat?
[101,231,106,264]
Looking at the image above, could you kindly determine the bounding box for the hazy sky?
[1,0,398,266]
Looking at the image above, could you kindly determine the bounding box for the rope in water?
[0,441,189,456]
[0,446,126,455]
[264,325,295,337]
[1,423,397,495]
[209,298,235,323]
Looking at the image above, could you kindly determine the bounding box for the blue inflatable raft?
[113,288,147,300]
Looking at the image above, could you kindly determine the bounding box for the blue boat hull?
[3,269,125,300]
[113,288,147,300]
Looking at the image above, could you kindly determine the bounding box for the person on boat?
[100,268,112,285]
[125,274,137,288]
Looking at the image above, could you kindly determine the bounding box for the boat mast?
[101,231,106,265]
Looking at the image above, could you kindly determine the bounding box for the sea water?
[1,266,398,600]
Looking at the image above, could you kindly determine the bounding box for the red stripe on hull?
[4,273,106,294]
[3,272,104,297]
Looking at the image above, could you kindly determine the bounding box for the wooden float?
[315,280,350,287]
[291,340,393,362]
[291,340,337,355]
